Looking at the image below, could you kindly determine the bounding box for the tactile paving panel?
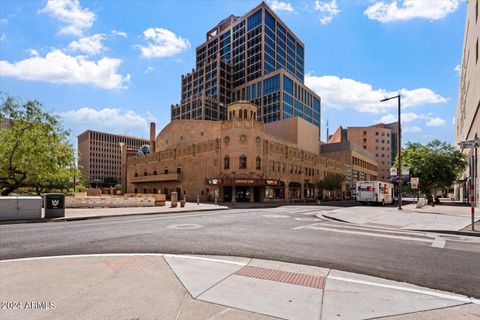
[234,265,325,289]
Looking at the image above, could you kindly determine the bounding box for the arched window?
[239,110,243,119]
[233,110,236,118]
[239,155,247,169]
[229,111,232,119]
[256,156,261,170]
[224,156,230,169]
[244,109,248,119]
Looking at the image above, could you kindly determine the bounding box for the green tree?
[0,96,76,195]
[316,174,344,200]
[395,140,467,204]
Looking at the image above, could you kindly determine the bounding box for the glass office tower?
[171,2,321,134]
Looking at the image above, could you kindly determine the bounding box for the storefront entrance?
[236,186,251,202]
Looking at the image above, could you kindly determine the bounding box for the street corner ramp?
[163,254,249,298]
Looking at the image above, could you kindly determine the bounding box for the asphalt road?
[1,205,480,298]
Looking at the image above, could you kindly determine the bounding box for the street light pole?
[380,95,402,210]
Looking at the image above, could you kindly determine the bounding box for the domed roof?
[136,145,151,156]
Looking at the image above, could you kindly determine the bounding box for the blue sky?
[0,0,466,146]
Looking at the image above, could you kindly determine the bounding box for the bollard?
[197,195,200,205]
[215,196,218,206]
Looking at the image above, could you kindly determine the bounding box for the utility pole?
[381,95,402,210]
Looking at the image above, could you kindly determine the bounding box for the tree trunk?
[1,185,17,196]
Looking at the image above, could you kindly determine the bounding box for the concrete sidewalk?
[1,254,478,320]
[62,201,228,220]
[319,205,479,233]
[0,202,229,224]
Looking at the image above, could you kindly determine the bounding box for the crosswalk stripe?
[293,223,434,243]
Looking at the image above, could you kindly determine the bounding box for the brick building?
[78,130,148,187]
[126,102,345,203]
[328,123,397,181]
[320,141,378,198]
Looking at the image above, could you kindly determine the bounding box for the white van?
[355,181,393,205]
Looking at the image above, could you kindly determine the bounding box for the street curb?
[0,207,229,225]
[411,229,480,237]
[318,213,349,223]
[319,214,480,237]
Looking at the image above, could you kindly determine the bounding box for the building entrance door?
[236,186,250,202]
[223,186,232,202]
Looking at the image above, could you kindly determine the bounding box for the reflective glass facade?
[171,2,321,137]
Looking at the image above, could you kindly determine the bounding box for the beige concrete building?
[320,141,378,198]
[455,0,479,206]
[126,102,345,203]
[78,130,148,187]
[328,123,396,181]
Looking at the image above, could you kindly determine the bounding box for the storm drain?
[234,265,325,289]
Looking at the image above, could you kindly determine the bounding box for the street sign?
[411,177,419,189]
[390,167,398,182]
[402,167,410,181]
[459,139,480,149]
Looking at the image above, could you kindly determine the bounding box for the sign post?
[459,139,479,231]
[411,177,419,203]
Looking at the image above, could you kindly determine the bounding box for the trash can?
[44,193,65,218]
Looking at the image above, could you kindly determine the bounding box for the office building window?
[247,10,261,30]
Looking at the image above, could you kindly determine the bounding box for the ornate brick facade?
[126,102,345,203]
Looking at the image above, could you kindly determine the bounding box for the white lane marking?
[0,253,248,267]
[0,253,165,263]
[294,217,319,222]
[166,224,203,230]
[163,254,247,266]
[328,275,480,304]
[431,237,447,248]
[316,222,433,237]
[293,223,433,243]
[261,214,290,219]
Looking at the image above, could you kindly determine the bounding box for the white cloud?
[426,117,446,126]
[452,116,456,124]
[314,0,340,25]
[268,0,295,13]
[403,126,422,133]
[305,74,447,114]
[137,28,190,58]
[27,49,40,57]
[61,107,150,137]
[0,49,130,89]
[68,34,105,55]
[0,18,8,25]
[144,66,154,74]
[40,0,95,36]
[378,114,397,123]
[454,64,461,76]
[364,0,461,23]
[111,30,127,37]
